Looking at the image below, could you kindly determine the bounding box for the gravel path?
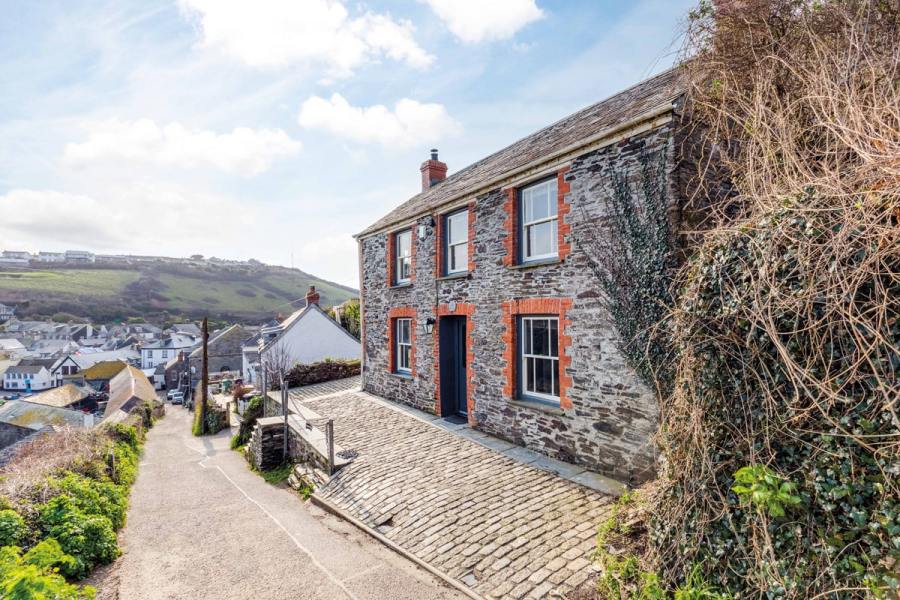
[93,405,465,600]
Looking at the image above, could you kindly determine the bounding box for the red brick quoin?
[502,167,572,265]
[501,298,574,410]
[387,307,416,376]
[432,303,476,426]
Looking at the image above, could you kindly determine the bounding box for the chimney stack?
[420,148,447,192]
[305,285,320,306]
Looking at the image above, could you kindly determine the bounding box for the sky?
[0,0,693,288]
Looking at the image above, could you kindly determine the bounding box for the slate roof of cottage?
[82,360,128,381]
[0,400,87,430]
[104,365,157,423]
[188,324,244,358]
[28,383,93,408]
[356,68,683,238]
[6,365,47,375]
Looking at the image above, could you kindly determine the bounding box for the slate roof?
[188,324,245,358]
[82,360,128,381]
[27,384,93,408]
[356,68,683,238]
[104,365,158,424]
[0,400,89,430]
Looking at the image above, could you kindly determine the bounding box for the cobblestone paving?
[300,390,610,599]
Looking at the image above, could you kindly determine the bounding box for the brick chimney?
[420,148,447,192]
[305,285,320,306]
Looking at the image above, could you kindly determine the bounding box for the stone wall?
[189,325,246,375]
[360,122,679,484]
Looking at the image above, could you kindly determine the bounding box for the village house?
[140,333,197,370]
[258,286,360,379]
[355,69,692,484]
[188,324,247,375]
[0,303,16,323]
[3,361,55,392]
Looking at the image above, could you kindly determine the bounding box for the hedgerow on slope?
[639,1,899,597]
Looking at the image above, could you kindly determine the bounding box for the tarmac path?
[92,404,465,600]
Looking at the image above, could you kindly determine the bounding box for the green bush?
[46,473,128,530]
[37,497,118,579]
[108,441,139,487]
[0,541,94,599]
[108,423,142,451]
[0,509,28,547]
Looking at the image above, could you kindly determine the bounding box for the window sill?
[436,272,469,282]
[509,397,564,416]
[389,282,413,289]
[390,371,414,380]
[508,258,561,270]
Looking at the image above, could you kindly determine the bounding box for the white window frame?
[520,178,558,262]
[520,316,560,403]
[395,318,412,374]
[444,209,469,275]
[394,230,412,284]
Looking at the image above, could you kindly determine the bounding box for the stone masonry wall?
[361,122,678,484]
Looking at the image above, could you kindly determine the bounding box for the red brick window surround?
[502,167,571,266]
[435,202,476,277]
[501,298,573,410]
[432,303,476,426]
[387,307,416,376]
[387,229,415,286]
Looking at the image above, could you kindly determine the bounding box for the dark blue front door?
[439,316,467,417]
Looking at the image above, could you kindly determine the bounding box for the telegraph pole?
[199,317,209,435]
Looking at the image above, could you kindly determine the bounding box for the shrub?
[37,497,118,579]
[0,509,28,547]
[46,473,128,530]
[0,541,94,599]
[108,442,139,488]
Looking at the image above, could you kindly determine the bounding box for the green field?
[0,270,141,296]
[0,263,357,323]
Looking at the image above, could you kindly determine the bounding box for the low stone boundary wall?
[247,417,286,471]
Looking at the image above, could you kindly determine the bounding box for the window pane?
[522,180,557,224]
[447,211,467,244]
[528,221,554,257]
[398,319,410,344]
[532,319,550,356]
[534,357,554,395]
[550,319,559,357]
[399,257,411,280]
[397,231,411,257]
[553,365,560,397]
[449,243,467,272]
[523,319,532,354]
[523,356,534,393]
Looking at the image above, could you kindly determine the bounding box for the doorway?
[439,316,467,418]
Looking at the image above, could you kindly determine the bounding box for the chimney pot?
[420,149,448,192]
[305,285,320,306]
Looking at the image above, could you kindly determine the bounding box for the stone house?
[189,324,247,376]
[355,69,693,484]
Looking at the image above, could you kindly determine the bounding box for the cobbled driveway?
[298,388,611,599]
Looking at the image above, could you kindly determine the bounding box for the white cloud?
[297,94,461,148]
[0,187,247,254]
[178,0,433,75]
[423,0,543,43]
[63,119,301,176]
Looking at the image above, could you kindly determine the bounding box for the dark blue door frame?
[439,316,467,417]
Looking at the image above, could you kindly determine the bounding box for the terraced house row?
[355,69,699,484]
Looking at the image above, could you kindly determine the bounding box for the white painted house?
[258,287,360,376]
[3,363,54,392]
[141,334,198,370]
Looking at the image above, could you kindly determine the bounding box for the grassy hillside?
[0,261,357,324]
